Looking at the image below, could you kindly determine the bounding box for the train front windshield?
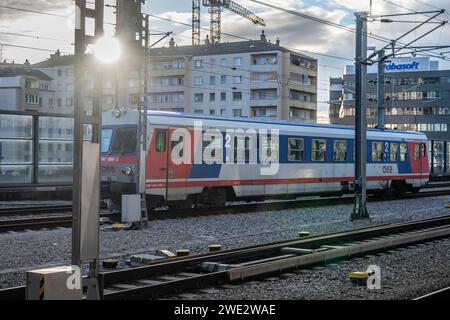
[101,129,113,153]
[107,128,138,155]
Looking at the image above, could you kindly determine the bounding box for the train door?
[411,142,423,186]
[147,128,188,202]
[146,128,169,199]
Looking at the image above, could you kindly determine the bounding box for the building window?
[57,69,63,77]
[390,143,398,162]
[233,109,242,117]
[221,92,226,101]
[251,72,277,82]
[210,92,216,102]
[65,98,73,107]
[253,54,277,65]
[195,76,204,86]
[312,139,326,161]
[210,110,216,115]
[25,94,40,105]
[233,76,243,84]
[210,76,216,85]
[400,143,407,162]
[288,138,304,161]
[234,57,242,66]
[194,110,204,114]
[220,109,226,116]
[221,58,227,67]
[194,93,204,103]
[221,75,227,85]
[233,92,242,101]
[57,98,62,107]
[129,79,139,88]
[129,94,139,105]
[333,140,347,161]
[195,60,203,69]
[372,142,383,162]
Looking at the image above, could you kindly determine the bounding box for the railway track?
[149,188,450,220]
[414,287,450,300]
[1,215,450,300]
[96,215,450,300]
[0,205,73,217]
[0,212,120,233]
[0,189,448,233]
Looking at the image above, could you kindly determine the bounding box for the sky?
[1,0,450,123]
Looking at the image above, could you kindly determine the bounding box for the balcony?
[289,100,317,111]
[147,85,184,94]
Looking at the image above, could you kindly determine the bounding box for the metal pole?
[377,49,386,129]
[73,0,104,300]
[72,0,86,267]
[352,12,370,220]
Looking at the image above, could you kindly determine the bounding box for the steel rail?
[2,215,450,300]
[99,215,450,300]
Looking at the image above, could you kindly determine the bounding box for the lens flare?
[94,36,121,64]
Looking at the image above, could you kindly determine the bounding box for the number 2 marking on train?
[225,135,232,148]
[384,142,389,153]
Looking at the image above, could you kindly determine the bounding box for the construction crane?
[192,0,266,45]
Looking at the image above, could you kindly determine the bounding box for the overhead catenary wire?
[248,0,450,62]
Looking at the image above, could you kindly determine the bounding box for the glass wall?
[0,114,34,184]
[38,117,74,184]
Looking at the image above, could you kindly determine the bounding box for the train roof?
[102,110,428,141]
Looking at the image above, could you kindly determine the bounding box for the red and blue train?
[101,110,430,209]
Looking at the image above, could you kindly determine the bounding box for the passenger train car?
[101,110,430,209]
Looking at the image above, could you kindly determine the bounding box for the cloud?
[0,0,71,20]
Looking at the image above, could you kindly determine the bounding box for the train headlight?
[113,108,122,118]
[123,167,133,176]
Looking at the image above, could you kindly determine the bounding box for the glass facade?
[0,115,33,184]
[0,114,82,186]
[38,117,74,184]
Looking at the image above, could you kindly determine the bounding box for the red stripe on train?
[146,174,429,189]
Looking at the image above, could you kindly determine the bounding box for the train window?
[333,140,347,161]
[390,143,398,162]
[288,138,304,161]
[101,129,113,153]
[400,143,407,162]
[421,143,426,158]
[414,144,420,161]
[112,128,137,154]
[371,142,383,162]
[155,130,167,153]
[312,139,326,162]
[234,136,251,163]
[261,136,279,162]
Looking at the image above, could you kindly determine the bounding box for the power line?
[249,0,450,62]
[0,5,69,18]
[0,43,70,54]
[0,31,73,44]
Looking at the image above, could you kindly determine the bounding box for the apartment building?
[0,63,53,113]
[149,32,318,121]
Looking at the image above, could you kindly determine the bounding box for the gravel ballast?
[0,195,449,298]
